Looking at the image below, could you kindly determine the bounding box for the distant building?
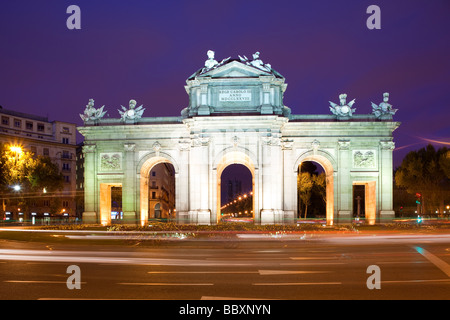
[148,163,175,220]
[0,107,77,222]
[227,179,242,203]
[75,143,85,219]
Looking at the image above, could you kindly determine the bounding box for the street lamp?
[13,185,21,192]
[9,145,23,155]
[8,145,23,164]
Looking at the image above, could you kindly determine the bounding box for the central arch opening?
[215,150,257,224]
[220,164,254,222]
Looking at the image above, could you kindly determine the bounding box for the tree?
[29,156,64,193]
[298,171,314,219]
[0,144,65,219]
[395,144,450,215]
[298,162,327,219]
[314,173,327,205]
[0,144,36,189]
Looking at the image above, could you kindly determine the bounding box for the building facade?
[78,52,400,226]
[0,107,77,221]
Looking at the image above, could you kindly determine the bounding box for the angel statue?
[118,99,145,121]
[204,50,219,69]
[80,99,106,122]
[238,51,272,72]
[371,92,397,118]
[329,94,356,117]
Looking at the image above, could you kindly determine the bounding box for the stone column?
[197,84,211,116]
[379,140,395,222]
[176,139,191,224]
[122,143,137,224]
[82,144,97,224]
[337,140,352,223]
[260,80,274,114]
[188,135,211,224]
[282,139,295,224]
[260,134,284,224]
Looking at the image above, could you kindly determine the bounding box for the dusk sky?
[0,0,449,170]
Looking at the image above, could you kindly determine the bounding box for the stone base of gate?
[379,210,395,223]
[260,209,285,225]
[283,210,296,224]
[122,211,137,225]
[188,210,212,225]
[82,211,98,224]
[338,210,352,224]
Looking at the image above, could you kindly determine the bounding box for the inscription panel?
[219,89,252,102]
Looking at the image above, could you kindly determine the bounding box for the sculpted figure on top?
[371,92,397,118]
[80,99,106,122]
[118,99,145,121]
[329,94,356,117]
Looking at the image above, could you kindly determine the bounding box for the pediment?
[197,60,272,79]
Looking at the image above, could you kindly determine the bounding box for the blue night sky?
[0,0,449,169]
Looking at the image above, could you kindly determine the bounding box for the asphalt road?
[0,232,449,300]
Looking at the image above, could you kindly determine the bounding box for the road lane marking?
[253,282,341,286]
[122,283,214,286]
[413,246,450,278]
[290,257,338,260]
[148,271,256,274]
[382,279,450,284]
[281,262,347,266]
[258,270,332,275]
[4,280,87,284]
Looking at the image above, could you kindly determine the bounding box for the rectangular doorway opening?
[100,183,122,226]
[353,181,376,225]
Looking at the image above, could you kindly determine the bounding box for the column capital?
[82,144,96,153]
[338,139,351,150]
[124,143,136,152]
[380,140,395,150]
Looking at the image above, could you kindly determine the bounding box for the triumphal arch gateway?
[78,51,400,226]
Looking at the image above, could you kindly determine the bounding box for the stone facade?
[78,54,400,226]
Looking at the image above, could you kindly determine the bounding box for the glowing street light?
[13,185,21,191]
[9,145,23,155]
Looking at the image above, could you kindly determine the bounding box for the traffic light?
[415,193,422,204]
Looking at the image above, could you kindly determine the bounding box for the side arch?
[293,150,336,225]
[137,151,179,226]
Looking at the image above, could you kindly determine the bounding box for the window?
[62,163,70,171]
[62,137,69,144]
[14,119,21,128]
[30,146,37,154]
[37,123,44,132]
[62,151,71,159]
[152,191,156,199]
[43,148,49,156]
[26,122,33,130]
[43,200,50,207]
[62,127,70,133]
[64,175,70,183]
[152,171,156,177]
[1,116,9,125]
[62,200,69,207]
